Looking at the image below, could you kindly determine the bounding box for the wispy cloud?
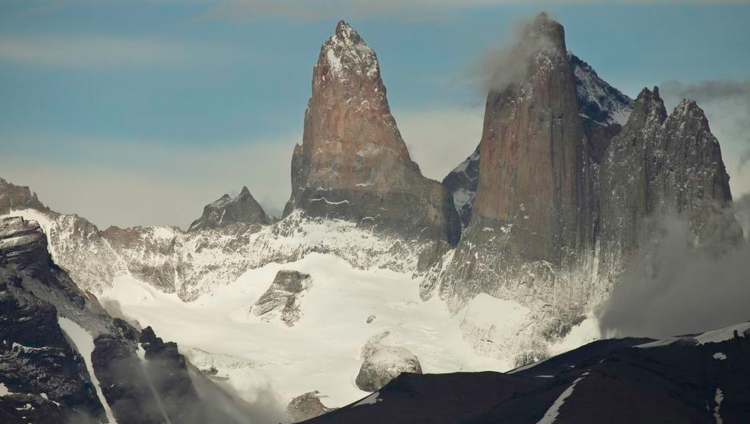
[0,36,252,69]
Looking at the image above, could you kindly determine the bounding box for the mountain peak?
[629,86,668,128]
[188,187,270,232]
[527,12,566,52]
[334,20,361,44]
[322,20,378,80]
[0,217,48,263]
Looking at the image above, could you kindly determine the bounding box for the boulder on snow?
[355,331,422,392]
[252,270,312,326]
[287,391,334,422]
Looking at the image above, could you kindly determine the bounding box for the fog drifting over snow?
[598,217,750,339]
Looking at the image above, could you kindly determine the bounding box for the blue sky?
[1,1,749,228]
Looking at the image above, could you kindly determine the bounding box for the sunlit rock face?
[284,21,460,245]
[469,13,593,265]
[439,14,596,321]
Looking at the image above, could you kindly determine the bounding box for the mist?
[468,13,560,95]
[597,217,750,339]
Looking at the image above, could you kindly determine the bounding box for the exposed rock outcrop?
[0,217,255,424]
[442,146,480,228]
[283,21,460,245]
[0,219,105,424]
[252,270,312,326]
[188,186,271,232]
[355,346,422,392]
[288,391,334,422]
[355,331,422,392]
[598,87,743,261]
[0,178,48,215]
[442,53,634,228]
[439,14,595,316]
[469,14,592,265]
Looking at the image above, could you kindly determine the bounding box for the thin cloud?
[0,107,482,228]
[0,134,298,229]
[0,36,252,69]
[398,108,484,181]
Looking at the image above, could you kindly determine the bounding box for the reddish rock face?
[470,14,592,264]
[284,21,459,244]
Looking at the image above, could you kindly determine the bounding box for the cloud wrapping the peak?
[460,14,562,96]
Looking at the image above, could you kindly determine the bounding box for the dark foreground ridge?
[304,329,750,423]
[0,217,258,424]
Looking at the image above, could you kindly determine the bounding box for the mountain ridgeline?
[0,14,746,422]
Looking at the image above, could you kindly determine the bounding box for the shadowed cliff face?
[284,20,460,245]
[598,87,743,261]
[0,217,265,424]
[471,13,592,264]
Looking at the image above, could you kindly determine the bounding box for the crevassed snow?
[59,317,118,424]
[713,352,727,360]
[100,254,511,407]
[536,373,588,424]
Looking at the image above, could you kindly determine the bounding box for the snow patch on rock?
[58,316,118,424]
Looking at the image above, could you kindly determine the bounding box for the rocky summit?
[283,21,460,245]
[598,87,743,261]
[188,186,271,232]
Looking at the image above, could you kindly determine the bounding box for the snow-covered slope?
[1,209,437,301]
[98,253,592,407]
[569,52,634,127]
[1,206,600,409]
